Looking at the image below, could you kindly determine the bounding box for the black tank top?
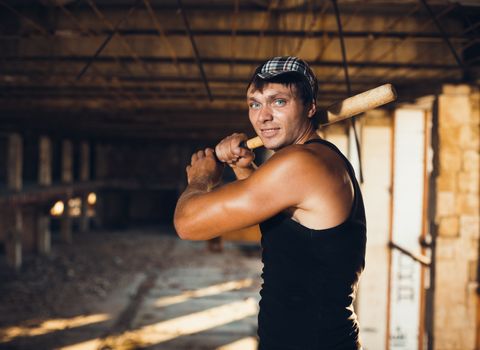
[258,138,367,350]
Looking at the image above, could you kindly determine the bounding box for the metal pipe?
[331,0,364,184]
[418,0,464,69]
[57,4,144,106]
[143,0,181,72]
[176,0,213,101]
[76,0,142,80]
[329,3,456,84]
[375,3,460,83]
[389,241,431,267]
[86,0,164,101]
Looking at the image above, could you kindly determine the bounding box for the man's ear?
[307,100,317,118]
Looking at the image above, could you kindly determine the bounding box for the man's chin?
[261,138,283,151]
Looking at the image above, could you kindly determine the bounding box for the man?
[174,56,366,350]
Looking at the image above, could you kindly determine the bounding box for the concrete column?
[37,136,53,255]
[7,133,22,191]
[36,214,51,255]
[80,141,90,182]
[93,143,108,229]
[356,113,392,349]
[6,209,22,270]
[61,139,73,243]
[6,134,23,269]
[61,139,73,184]
[434,85,480,349]
[79,141,90,232]
[95,143,108,180]
[38,136,52,186]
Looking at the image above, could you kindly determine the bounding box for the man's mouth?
[261,127,280,137]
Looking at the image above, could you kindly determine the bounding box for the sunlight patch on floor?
[216,336,258,350]
[98,298,258,348]
[0,313,110,343]
[57,338,102,350]
[154,278,254,307]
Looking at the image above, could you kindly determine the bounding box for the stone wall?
[434,85,480,350]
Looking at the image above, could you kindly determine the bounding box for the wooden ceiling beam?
[3,56,466,70]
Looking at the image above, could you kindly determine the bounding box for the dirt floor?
[0,227,262,350]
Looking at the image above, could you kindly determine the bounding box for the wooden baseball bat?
[244,83,397,149]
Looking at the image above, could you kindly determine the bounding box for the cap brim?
[257,70,303,80]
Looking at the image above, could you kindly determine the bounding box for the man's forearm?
[176,181,211,213]
[174,180,218,240]
[232,163,257,180]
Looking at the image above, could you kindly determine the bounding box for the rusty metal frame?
[75,0,142,80]
[177,0,213,101]
[419,0,464,69]
[0,0,140,108]
[86,0,165,102]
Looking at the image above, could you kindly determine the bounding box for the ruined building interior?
[0,0,479,349]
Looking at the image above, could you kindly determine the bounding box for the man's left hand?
[186,148,224,188]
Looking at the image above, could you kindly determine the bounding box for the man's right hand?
[215,133,255,170]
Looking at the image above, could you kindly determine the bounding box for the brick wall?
[434,85,480,350]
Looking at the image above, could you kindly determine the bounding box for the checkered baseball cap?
[256,56,317,97]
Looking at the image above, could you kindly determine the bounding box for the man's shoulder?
[258,144,329,178]
[268,143,328,166]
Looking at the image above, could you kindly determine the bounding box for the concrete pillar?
[36,214,51,255]
[61,139,73,184]
[38,136,52,186]
[433,85,479,349]
[93,143,108,229]
[7,133,22,191]
[37,136,53,255]
[79,141,90,232]
[6,209,22,271]
[95,143,108,180]
[80,141,90,182]
[6,134,23,269]
[356,112,392,349]
[61,139,73,243]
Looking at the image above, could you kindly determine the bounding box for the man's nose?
[258,105,273,122]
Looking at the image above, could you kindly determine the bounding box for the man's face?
[247,82,315,151]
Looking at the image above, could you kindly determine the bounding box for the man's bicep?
[212,156,302,232]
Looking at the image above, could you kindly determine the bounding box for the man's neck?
[294,123,318,145]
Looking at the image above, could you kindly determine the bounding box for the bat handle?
[240,137,263,150]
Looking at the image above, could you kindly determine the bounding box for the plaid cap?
[257,56,317,96]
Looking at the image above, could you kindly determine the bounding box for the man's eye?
[274,99,286,106]
[249,102,261,109]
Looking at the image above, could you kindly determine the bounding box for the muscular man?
[174,56,366,350]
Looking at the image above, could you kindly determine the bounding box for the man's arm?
[231,163,257,180]
[174,147,318,240]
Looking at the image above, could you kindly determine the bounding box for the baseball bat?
[244,83,397,149]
